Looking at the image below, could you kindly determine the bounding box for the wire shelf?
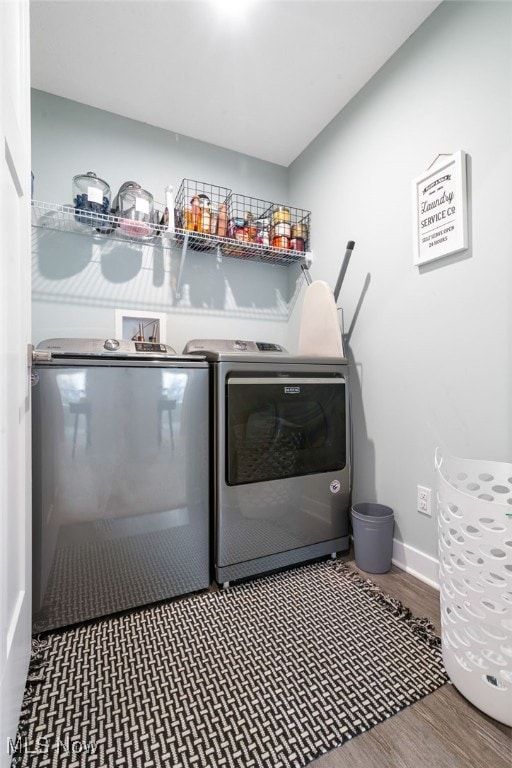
[31,200,170,243]
[31,200,308,267]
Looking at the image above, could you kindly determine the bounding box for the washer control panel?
[36,338,176,358]
[183,339,287,355]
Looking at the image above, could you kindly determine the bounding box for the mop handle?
[333,240,355,303]
[301,263,312,286]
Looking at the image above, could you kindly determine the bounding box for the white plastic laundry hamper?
[435,448,512,726]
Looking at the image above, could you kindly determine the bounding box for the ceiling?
[30,0,441,167]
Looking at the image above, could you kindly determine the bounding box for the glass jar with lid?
[73,171,111,228]
[115,182,155,238]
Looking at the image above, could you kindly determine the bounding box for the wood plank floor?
[310,554,512,768]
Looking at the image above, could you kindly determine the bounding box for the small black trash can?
[351,502,394,573]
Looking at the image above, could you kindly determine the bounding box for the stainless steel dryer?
[31,338,210,631]
[184,339,351,586]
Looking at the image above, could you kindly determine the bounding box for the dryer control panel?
[183,339,287,355]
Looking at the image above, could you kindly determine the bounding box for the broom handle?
[301,263,312,286]
[333,241,355,303]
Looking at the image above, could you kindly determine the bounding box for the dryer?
[184,339,351,586]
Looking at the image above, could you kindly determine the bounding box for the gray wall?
[289,0,512,563]
[31,90,300,352]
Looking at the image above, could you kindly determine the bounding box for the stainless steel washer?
[184,339,351,586]
[31,338,210,631]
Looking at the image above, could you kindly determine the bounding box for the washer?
[31,338,210,631]
[184,339,351,586]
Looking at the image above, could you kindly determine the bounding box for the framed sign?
[412,150,468,266]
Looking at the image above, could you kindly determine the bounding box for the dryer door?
[226,374,346,486]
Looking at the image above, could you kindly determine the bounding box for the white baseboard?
[392,539,440,590]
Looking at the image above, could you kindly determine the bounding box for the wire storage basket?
[173,179,311,265]
[223,193,311,264]
[269,201,311,253]
[435,447,512,725]
[174,179,232,252]
[223,193,274,257]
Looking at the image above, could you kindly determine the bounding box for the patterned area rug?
[12,561,447,768]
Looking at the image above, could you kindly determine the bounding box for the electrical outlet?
[417,485,432,516]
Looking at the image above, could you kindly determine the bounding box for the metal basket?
[226,193,310,252]
[224,193,274,252]
[174,179,232,251]
[173,179,311,264]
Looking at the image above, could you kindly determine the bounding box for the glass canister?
[116,182,155,238]
[73,171,111,227]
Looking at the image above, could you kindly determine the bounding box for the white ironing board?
[298,280,344,358]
